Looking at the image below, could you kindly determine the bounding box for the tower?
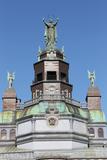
[31,19,73,100]
[86,71,101,110]
[86,71,107,147]
[17,19,89,150]
[2,72,21,111]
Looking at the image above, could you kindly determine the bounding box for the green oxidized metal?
[19,101,90,120]
[22,101,71,117]
[0,111,14,123]
[89,110,106,122]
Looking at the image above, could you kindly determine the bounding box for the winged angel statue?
[88,70,95,87]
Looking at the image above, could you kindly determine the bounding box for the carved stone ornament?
[47,116,58,127]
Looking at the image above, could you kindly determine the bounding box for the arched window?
[88,128,95,135]
[98,128,104,138]
[10,129,16,140]
[1,129,7,140]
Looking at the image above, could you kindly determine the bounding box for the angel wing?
[7,72,10,81]
[87,70,91,79]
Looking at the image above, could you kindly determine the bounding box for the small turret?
[2,72,21,111]
[86,71,101,110]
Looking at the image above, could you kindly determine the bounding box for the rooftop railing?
[17,94,87,109]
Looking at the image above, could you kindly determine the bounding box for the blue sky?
[0,0,107,115]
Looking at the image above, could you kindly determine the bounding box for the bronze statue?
[43,18,58,50]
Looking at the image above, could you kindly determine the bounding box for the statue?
[88,70,95,87]
[43,18,58,50]
[7,72,15,88]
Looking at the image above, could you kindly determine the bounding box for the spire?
[43,18,58,51]
[88,70,95,87]
[7,72,15,88]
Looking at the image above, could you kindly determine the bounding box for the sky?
[0,0,107,115]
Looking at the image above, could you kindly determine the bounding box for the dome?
[3,87,17,98]
[87,86,101,97]
[18,101,88,120]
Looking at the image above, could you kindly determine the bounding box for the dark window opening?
[1,129,7,140]
[37,73,43,82]
[10,129,15,140]
[98,128,104,137]
[47,71,57,80]
[88,128,95,135]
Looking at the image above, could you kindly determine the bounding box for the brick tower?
[86,71,101,110]
[2,72,20,111]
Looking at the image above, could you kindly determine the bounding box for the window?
[98,128,104,138]
[37,73,43,81]
[10,129,16,140]
[47,71,57,80]
[1,129,7,140]
[88,128,94,135]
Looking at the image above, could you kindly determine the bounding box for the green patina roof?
[0,110,22,123]
[78,108,88,119]
[89,110,106,122]
[0,111,15,123]
[0,103,105,124]
[21,101,88,120]
[16,110,23,119]
[22,101,70,117]
[67,103,88,119]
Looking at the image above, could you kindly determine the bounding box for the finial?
[43,18,59,51]
[88,70,95,87]
[7,72,15,88]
